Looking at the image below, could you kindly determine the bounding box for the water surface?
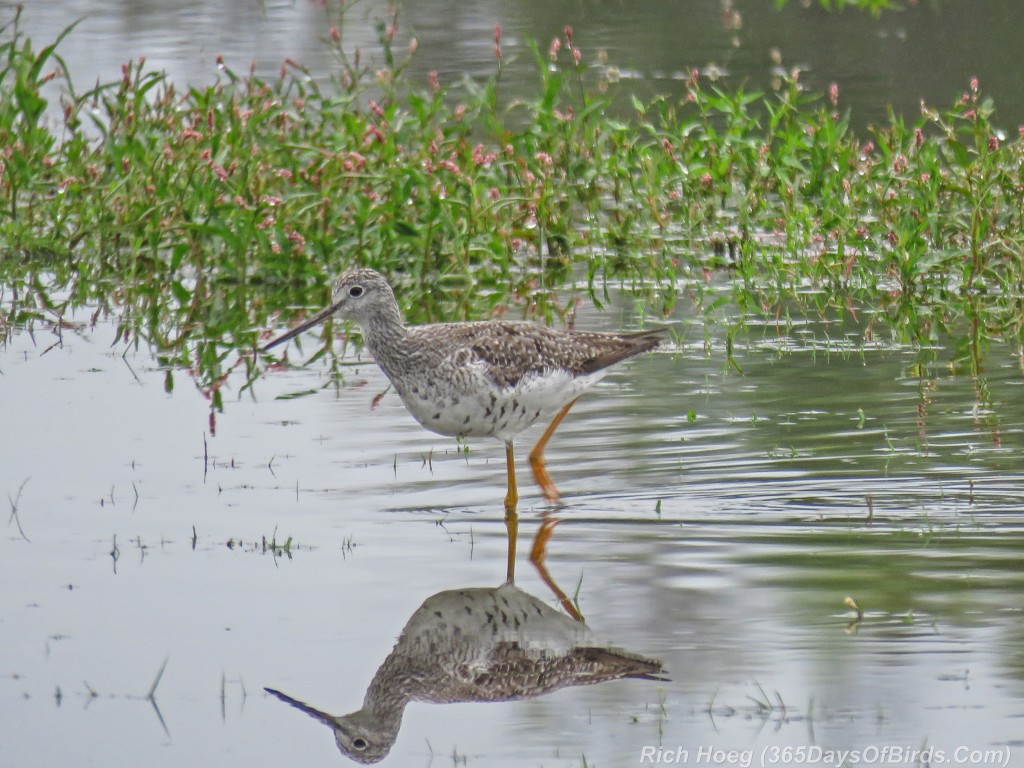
[2,294,1022,766]
[15,0,1024,130]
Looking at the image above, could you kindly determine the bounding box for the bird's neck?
[355,650,416,732]
[360,302,409,373]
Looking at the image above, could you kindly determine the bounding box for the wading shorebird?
[262,268,662,511]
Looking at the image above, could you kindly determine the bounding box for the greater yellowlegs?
[264,582,664,763]
[263,269,662,510]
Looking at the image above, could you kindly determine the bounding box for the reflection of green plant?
[1,9,1021,421]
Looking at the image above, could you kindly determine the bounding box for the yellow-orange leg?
[529,517,584,623]
[528,398,580,503]
[504,443,519,583]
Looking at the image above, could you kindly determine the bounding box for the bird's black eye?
[352,738,368,751]
[348,285,364,298]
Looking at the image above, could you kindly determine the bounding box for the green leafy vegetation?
[775,0,903,14]
[1,8,1021,411]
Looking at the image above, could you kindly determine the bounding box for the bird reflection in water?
[265,518,665,763]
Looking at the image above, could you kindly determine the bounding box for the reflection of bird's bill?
[264,686,337,727]
[262,301,342,352]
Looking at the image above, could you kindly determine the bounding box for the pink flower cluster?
[549,26,582,66]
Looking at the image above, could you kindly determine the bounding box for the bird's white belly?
[395,368,605,442]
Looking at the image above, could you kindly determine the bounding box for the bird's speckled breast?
[391,358,604,442]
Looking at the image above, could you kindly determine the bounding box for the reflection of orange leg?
[529,517,558,563]
[529,517,585,623]
[529,398,579,503]
[504,443,518,583]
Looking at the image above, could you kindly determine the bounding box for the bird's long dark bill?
[262,301,341,352]
[264,687,337,727]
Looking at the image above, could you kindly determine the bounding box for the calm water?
[4,1,1024,766]
[2,289,1023,766]
[13,0,1024,131]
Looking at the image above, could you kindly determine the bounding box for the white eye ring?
[348,285,364,298]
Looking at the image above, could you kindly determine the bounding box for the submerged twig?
[7,477,30,542]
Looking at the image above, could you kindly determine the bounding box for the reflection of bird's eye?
[348,285,364,298]
[352,738,368,751]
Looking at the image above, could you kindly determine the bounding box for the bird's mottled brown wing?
[415,321,663,388]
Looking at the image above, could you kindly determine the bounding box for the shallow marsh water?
[2,289,1023,766]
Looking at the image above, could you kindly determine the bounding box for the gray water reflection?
[265,581,664,763]
[15,0,1024,130]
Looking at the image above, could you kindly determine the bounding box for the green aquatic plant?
[0,8,1021,423]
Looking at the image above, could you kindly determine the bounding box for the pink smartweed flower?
[549,37,561,62]
[493,23,502,62]
[473,144,497,165]
[829,82,839,107]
